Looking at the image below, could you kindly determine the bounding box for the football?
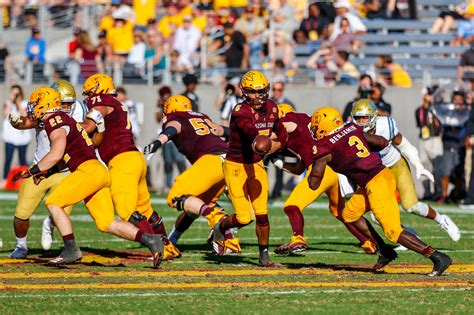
[253,135,272,154]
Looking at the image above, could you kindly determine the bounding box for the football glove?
[12,170,33,182]
[414,163,434,182]
[9,113,22,127]
[143,140,162,155]
[271,157,284,170]
[87,108,105,133]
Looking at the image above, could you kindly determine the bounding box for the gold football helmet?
[51,80,76,114]
[82,74,116,100]
[240,70,270,109]
[277,103,295,118]
[163,95,192,114]
[351,99,378,132]
[27,87,61,121]
[310,107,343,140]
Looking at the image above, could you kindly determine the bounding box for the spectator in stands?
[218,22,249,76]
[133,0,157,31]
[191,4,208,33]
[182,73,200,111]
[25,27,46,64]
[458,42,474,83]
[214,6,238,27]
[74,31,101,80]
[438,91,469,204]
[0,42,12,83]
[169,50,194,79]
[452,4,474,46]
[330,0,367,41]
[172,15,201,69]
[98,1,121,32]
[270,29,296,71]
[107,6,134,65]
[415,85,443,201]
[125,31,147,75]
[2,85,32,180]
[116,87,140,140]
[235,5,266,59]
[332,17,363,53]
[158,4,183,40]
[97,30,113,74]
[326,50,360,85]
[299,2,330,41]
[342,74,374,121]
[68,28,81,60]
[431,1,468,34]
[369,82,392,116]
[156,86,187,192]
[144,30,167,74]
[251,0,270,20]
[218,77,243,126]
[293,29,309,46]
[271,0,297,37]
[361,0,398,19]
[375,54,412,88]
[305,42,337,85]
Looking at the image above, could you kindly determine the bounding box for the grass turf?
[0,194,473,314]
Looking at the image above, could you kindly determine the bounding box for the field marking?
[0,288,470,299]
[1,264,474,279]
[1,280,473,291]
[0,192,473,214]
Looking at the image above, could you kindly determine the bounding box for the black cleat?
[372,253,396,271]
[428,251,452,276]
[141,233,164,269]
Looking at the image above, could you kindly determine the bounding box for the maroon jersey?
[280,112,316,168]
[86,94,138,164]
[164,111,228,164]
[44,111,96,172]
[227,100,288,164]
[313,122,384,187]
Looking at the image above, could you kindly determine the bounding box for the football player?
[8,80,87,259]
[143,95,240,255]
[81,74,180,260]
[351,99,460,242]
[272,104,378,255]
[13,87,164,267]
[308,107,452,276]
[213,70,288,267]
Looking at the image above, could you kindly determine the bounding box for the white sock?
[16,236,27,249]
[433,211,442,224]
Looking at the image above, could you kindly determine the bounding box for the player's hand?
[415,164,434,182]
[87,108,105,132]
[143,140,161,155]
[9,113,22,127]
[32,173,47,185]
[12,170,32,182]
[271,157,284,169]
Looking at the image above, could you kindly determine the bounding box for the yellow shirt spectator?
[99,15,114,32]
[193,15,208,33]
[214,0,248,10]
[133,0,157,27]
[106,20,134,54]
[158,5,183,39]
[391,64,412,88]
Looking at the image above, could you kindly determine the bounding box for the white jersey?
[34,100,87,163]
[374,116,401,168]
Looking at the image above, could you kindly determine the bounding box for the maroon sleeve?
[235,114,259,141]
[272,118,288,146]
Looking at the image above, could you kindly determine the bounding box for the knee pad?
[148,211,162,230]
[171,194,192,211]
[406,202,429,217]
[256,214,269,227]
[128,211,147,225]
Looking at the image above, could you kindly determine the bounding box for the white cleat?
[439,215,461,242]
[41,216,54,250]
[394,244,408,251]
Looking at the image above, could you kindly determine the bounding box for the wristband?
[28,164,42,175]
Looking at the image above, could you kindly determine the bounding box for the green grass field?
[0,192,473,314]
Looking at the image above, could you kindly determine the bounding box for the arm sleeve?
[396,135,422,167]
[272,118,288,146]
[235,114,259,141]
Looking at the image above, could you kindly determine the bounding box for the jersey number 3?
[348,135,369,158]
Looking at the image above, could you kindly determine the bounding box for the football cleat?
[372,254,396,271]
[141,233,164,269]
[274,235,307,255]
[438,215,461,242]
[41,216,54,250]
[259,248,279,267]
[10,246,28,259]
[206,206,227,230]
[163,242,181,261]
[48,246,82,265]
[428,251,452,276]
[212,221,225,242]
[394,244,408,251]
[223,238,241,255]
[361,239,377,254]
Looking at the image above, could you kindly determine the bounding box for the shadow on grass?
[283,262,375,273]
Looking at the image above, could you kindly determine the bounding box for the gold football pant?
[342,168,403,243]
[167,154,225,206]
[223,159,268,225]
[15,172,73,220]
[45,159,115,232]
[108,151,154,221]
[389,157,418,210]
[284,165,343,217]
